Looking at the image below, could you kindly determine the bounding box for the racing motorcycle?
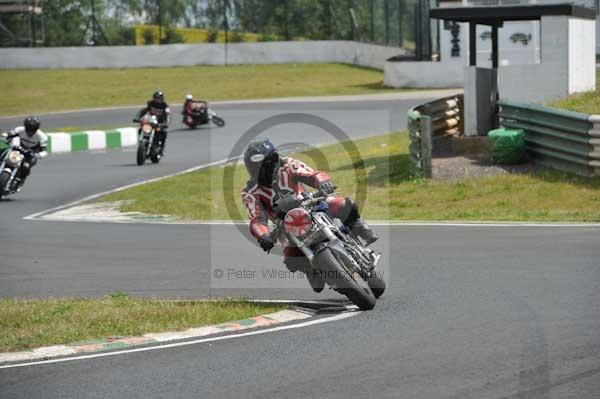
[0,133,29,199]
[134,114,163,166]
[271,190,385,310]
[182,101,225,128]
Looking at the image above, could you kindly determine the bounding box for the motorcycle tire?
[212,116,225,127]
[0,170,10,199]
[150,149,161,164]
[313,247,376,310]
[136,143,146,166]
[367,274,386,299]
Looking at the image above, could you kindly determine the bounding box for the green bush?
[106,26,135,46]
[205,29,218,43]
[258,33,276,42]
[142,28,155,45]
[164,27,185,44]
[229,30,245,43]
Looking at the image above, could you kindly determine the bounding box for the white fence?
[0,41,407,70]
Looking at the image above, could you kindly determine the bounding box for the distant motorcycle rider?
[241,138,378,292]
[182,94,206,118]
[135,90,170,154]
[2,116,48,189]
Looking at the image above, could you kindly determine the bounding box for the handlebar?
[268,190,334,241]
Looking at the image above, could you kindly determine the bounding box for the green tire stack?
[488,127,527,164]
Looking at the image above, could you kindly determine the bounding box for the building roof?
[430,3,596,24]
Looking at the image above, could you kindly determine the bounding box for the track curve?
[1,96,599,399]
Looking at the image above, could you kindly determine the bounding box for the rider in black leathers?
[135,90,171,154]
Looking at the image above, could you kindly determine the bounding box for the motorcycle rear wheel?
[314,248,376,310]
[212,116,225,127]
[150,149,161,164]
[136,142,146,166]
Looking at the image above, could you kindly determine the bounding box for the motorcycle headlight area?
[283,208,313,236]
[6,150,23,165]
[142,124,153,134]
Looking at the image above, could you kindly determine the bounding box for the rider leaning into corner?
[135,90,171,154]
[182,94,205,115]
[241,138,378,293]
[3,116,48,190]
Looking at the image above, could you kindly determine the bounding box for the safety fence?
[407,94,463,178]
[497,100,600,177]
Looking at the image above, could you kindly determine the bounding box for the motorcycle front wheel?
[136,142,146,166]
[314,248,376,310]
[0,170,11,199]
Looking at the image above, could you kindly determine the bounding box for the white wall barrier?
[0,41,406,70]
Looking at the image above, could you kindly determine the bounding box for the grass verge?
[98,131,600,222]
[0,63,404,116]
[549,69,600,114]
[0,294,284,352]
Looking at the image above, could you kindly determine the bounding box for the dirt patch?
[431,136,539,181]
[432,155,538,181]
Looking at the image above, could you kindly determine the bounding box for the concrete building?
[384,3,596,105]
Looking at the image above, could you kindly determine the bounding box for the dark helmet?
[152,90,164,103]
[24,116,40,137]
[244,138,280,187]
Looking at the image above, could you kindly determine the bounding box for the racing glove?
[258,234,276,253]
[318,181,336,195]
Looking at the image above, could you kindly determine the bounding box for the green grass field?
[98,132,600,222]
[549,69,600,114]
[0,295,284,352]
[0,63,402,117]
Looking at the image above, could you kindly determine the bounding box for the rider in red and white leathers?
[241,138,377,292]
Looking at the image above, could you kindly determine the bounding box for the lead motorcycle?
[182,100,225,128]
[271,190,385,310]
[0,132,29,199]
[134,114,163,166]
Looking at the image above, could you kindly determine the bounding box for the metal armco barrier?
[497,100,599,177]
[407,94,463,178]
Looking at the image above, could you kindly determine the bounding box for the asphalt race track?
[1,97,599,398]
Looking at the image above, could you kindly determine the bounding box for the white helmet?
[185,94,193,101]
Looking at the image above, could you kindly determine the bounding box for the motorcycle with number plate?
[134,114,162,166]
[182,100,225,129]
[0,132,28,199]
[271,191,385,310]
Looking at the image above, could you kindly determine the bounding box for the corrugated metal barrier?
[407,94,463,178]
[497,100,598,177]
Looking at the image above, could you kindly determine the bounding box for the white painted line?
[0,311,358,369]
[23,156,240,220]
[367,221,600,228]
[85,130,106,150]
[47,133,71,153]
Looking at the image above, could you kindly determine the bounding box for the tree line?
[0,0,415,47]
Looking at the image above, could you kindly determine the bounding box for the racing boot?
[350,218,378,246]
